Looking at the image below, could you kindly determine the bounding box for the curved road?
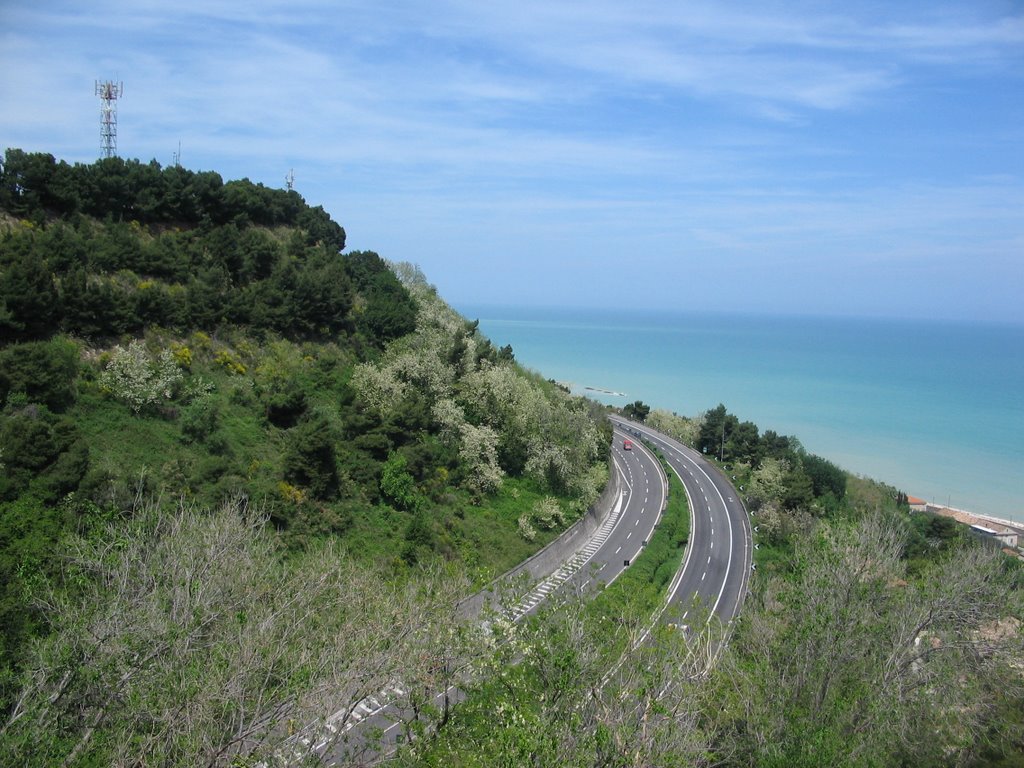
[508,429,667,616]
[609,416,753,638]
[316,419,751,762]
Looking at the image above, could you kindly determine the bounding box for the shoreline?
[559,381,629,398]
[921,502,1024,535]
[473,308,1022,527]
[567,377,1023,527]
[582,385,627,397]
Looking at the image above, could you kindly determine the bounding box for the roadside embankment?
[459,460,622,619]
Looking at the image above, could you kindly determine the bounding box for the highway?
[312,436,671,761]
[609,416,753,638]
[507,428,667,617]
[313,418,751,763]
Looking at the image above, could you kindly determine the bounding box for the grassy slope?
[54,332,592,582]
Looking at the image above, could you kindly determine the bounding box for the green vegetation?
[399,467,1023,768]
[0,499,475,767]
[0,150,610,734]
[621,399,650,422]
[645,402,849,573]
[590,446,690,627]
[711,511,1024,767]
[0,149,1019,766]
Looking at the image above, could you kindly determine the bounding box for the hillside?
[0,149,609,724]
[1,150,1020,768]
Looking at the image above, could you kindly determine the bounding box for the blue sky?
[1,0,1022,323]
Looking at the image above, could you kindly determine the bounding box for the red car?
[623,439,633,450]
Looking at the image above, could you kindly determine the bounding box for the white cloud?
[1,0,1021,322]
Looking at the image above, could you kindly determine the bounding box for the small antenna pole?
[95,80,124,158]
[285,169,295,191]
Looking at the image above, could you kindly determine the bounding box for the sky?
[1,1,1022,324]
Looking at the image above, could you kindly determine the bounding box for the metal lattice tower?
[95,80,123,158]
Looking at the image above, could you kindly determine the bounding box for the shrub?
[282,415,339,501]
[99,341,183,413]
[0,338,80,411]
[213,349,246,376]
[517,514,537,542]
[531,496,566,530]
[170,342,192,369]
[179,399,219,443]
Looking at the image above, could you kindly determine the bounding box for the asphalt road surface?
[609,416,752,638]
[313,419,751,764]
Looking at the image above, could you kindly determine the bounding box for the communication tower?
[285,169,295,191]
[95,80,123,158]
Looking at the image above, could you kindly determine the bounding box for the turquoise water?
[458,305,1024,522]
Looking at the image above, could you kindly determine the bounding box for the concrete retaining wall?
[459,460,621,619]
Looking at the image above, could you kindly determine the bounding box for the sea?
[457,305,1024,523]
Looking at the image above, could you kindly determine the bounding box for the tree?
[0,500,477,767]
[0,407,59,498]
[801,452,846,500]
[0,251,59,343]
[98,341,183,413]
[622,400,650,422]
[381,450,420,511]
[0,338,79,412]
[698,404,737,460]
[0,149,56,216]
[646,408,700,447]
[709,513,1023,766]
[457,422,504,497]
[780,464,814,511]
[748,456,789,507]
[726,419,760,464]
[282,414,339,501]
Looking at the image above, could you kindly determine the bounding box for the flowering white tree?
[749,457,789,505]
[517,513,537,542]
[352,264,607,502]
[349,360,410,413]
[99,341,183,413]
[530,496,565,530]
[350,288,462,419]
[646,408,701,447]
[458,422,504,497]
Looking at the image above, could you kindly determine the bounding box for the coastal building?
[926,504,1022,550]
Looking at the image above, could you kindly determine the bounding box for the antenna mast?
[285,169,295,191]
[95,80,123,158]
